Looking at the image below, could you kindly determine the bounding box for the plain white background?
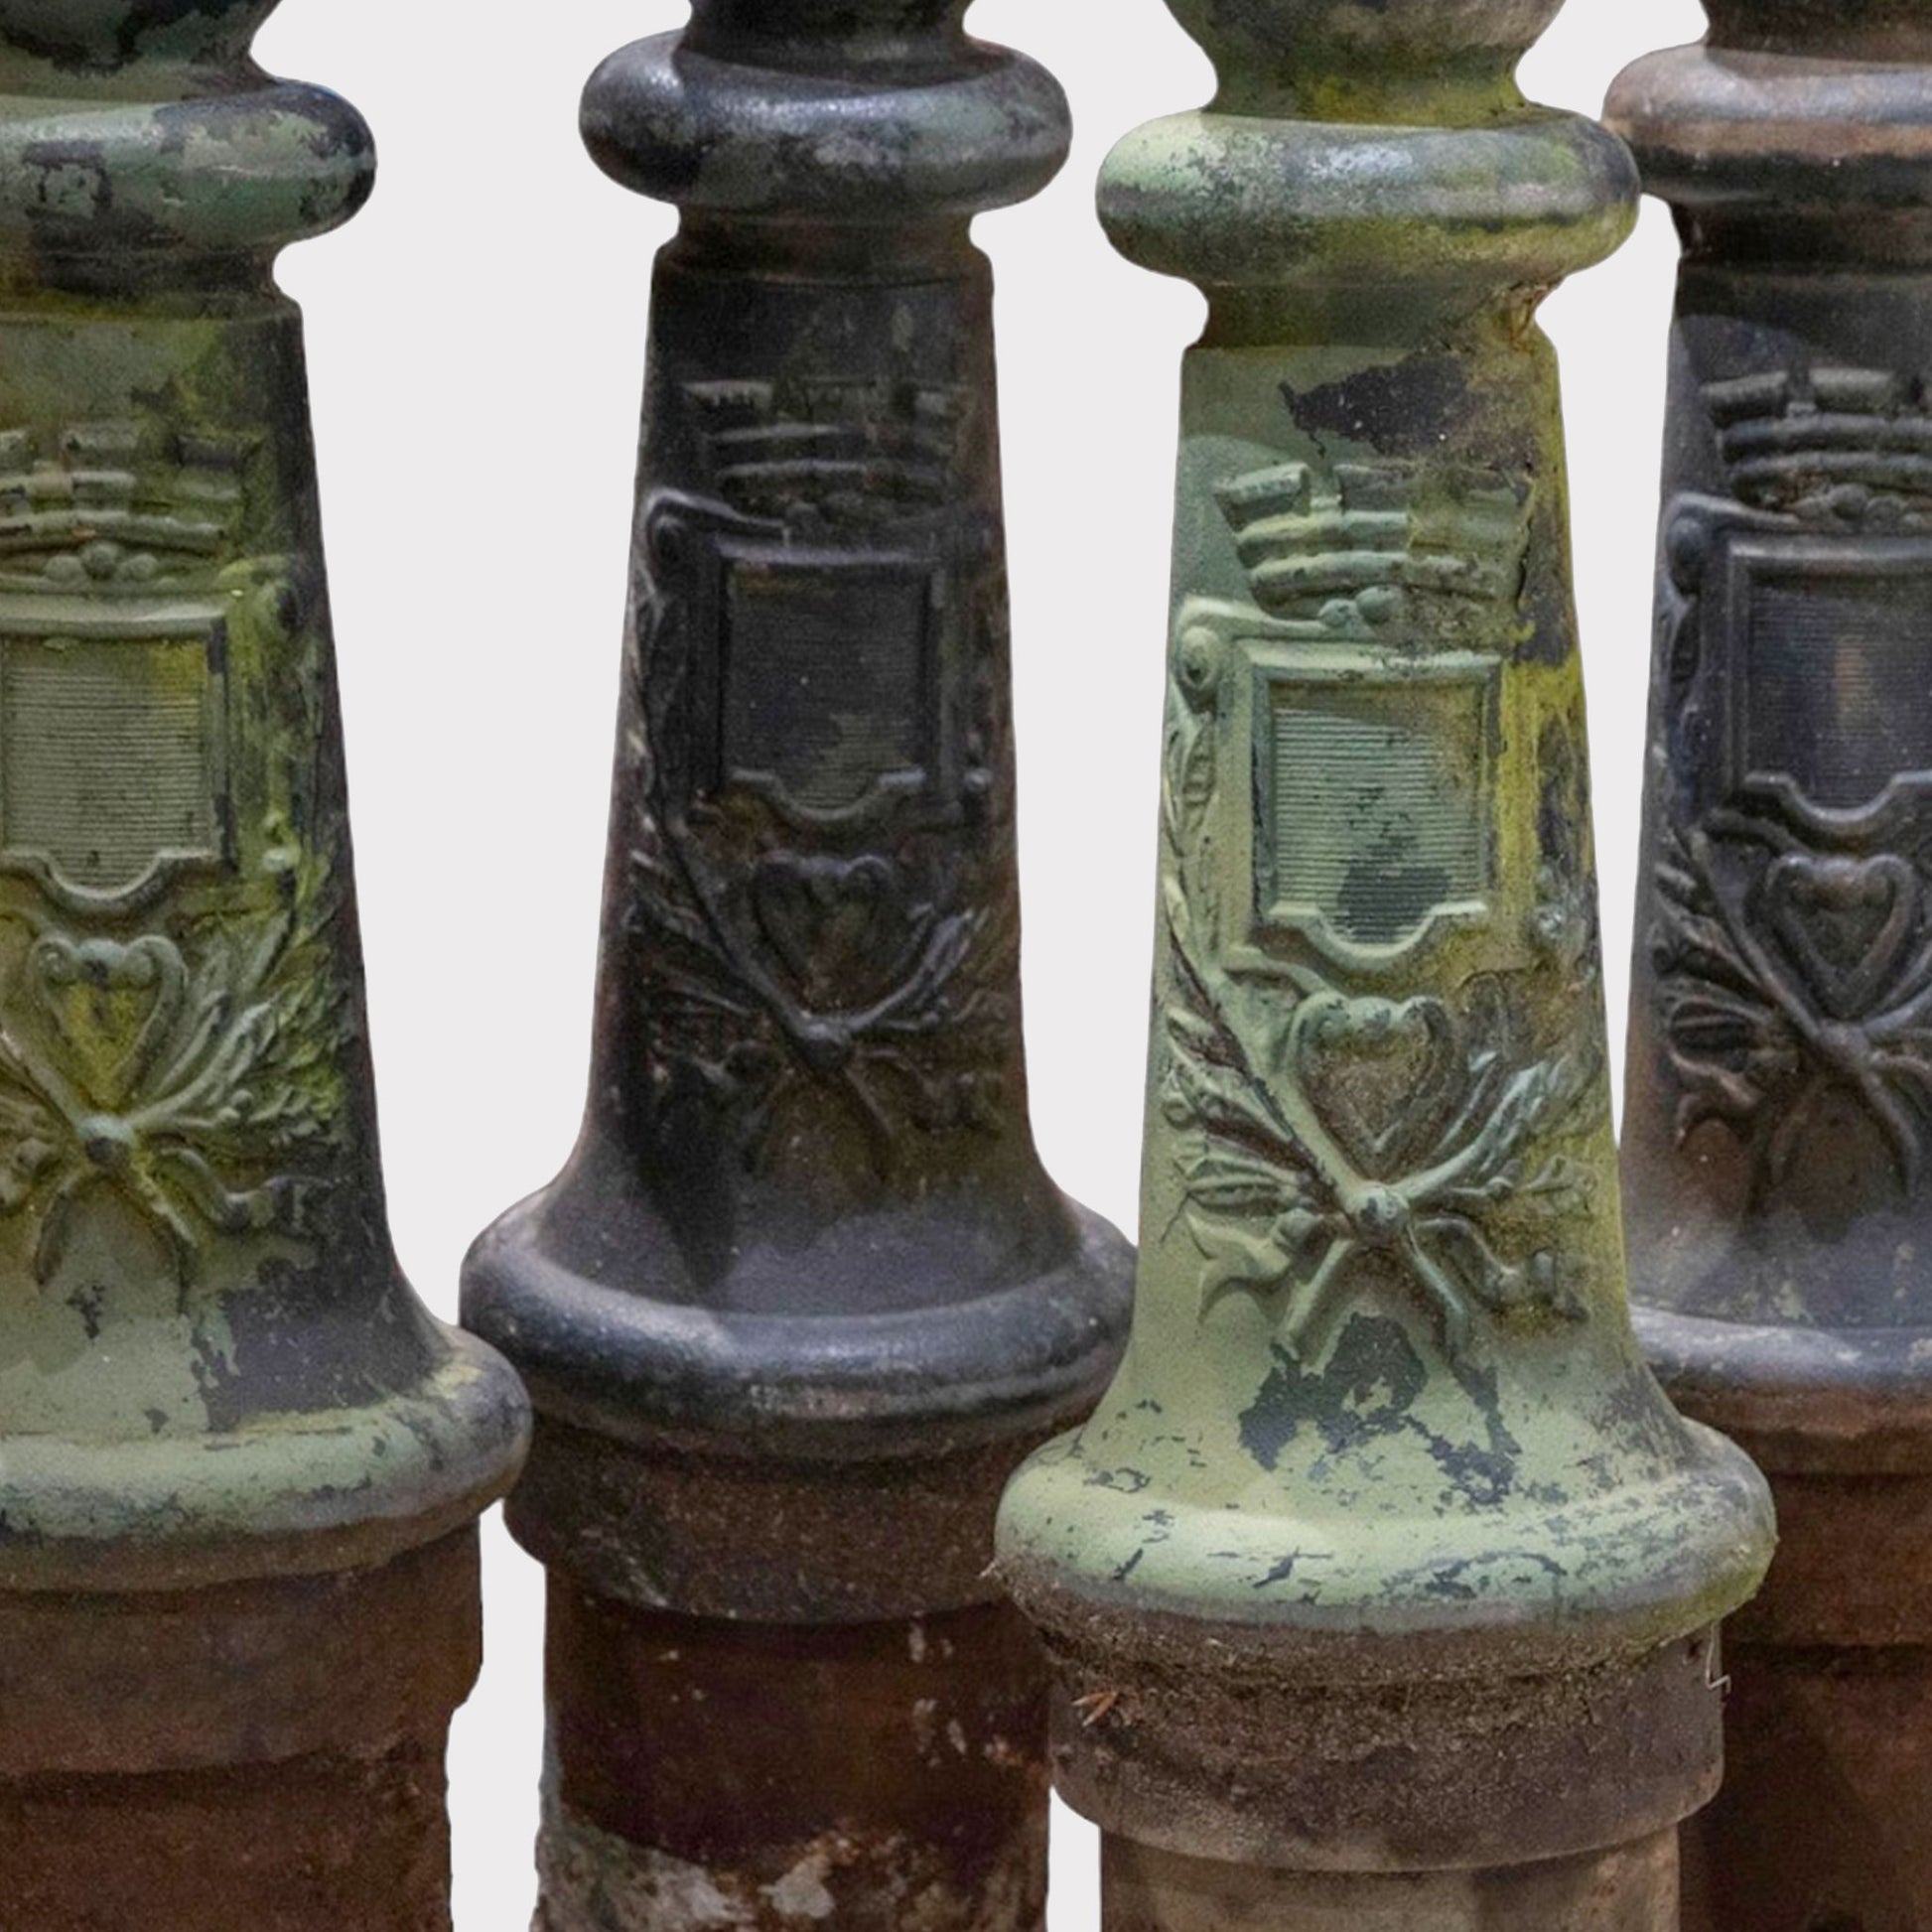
[245,0,1710,1922]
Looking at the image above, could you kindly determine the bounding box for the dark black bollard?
[461,3,1135,1925]
[1612,5,1932,1926]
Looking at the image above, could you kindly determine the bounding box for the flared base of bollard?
[0,1528,482,1931]
[1680,1638,1932,1932]
[531,1580,1048,1932]
[465,1195,1134,1623]
[1100,1833,1679,1932]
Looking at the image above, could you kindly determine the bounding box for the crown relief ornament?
[0,4,528,1926]
[996,0,1773,1923]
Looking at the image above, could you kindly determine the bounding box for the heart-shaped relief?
[751,855,918,1009]
[27,934,186,1111]
[1288,993,1462,1180]
[1765,852,1920,1022]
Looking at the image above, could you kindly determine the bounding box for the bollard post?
[1610,5,1932,1926]
[998,0,1776,1924]
[0,3,532,1926]
[460,2,1136,1925]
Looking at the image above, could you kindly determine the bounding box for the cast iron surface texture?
[996,0,1776,1923]
[1609,3,1932,1928]
[458,0,1134,1924]
[0,3,531,1925]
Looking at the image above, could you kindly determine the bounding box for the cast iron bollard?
[1610,7,1932,1927]
[0,2,532,1927]
[996,0,1778,1925]
[459,2,1136,1924]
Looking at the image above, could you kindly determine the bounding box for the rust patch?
[0,1530,480,1927]
[1682,1639,1932,1932]
[1016,1580,1724,1877]
[0,1738,456,1931]
[541,1587,1048,1932]
[0,1529,481,1777]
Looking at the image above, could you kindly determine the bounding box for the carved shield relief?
[1251,640,1500,967]
[651,375,982,832]
[1651,378,1932,1189]
[1184,456,1525,977]
[0,597,231,910]
[1183,607,1503,975]
[1157,447,1590,1363]
[669,516,954,826]
[1717,531,1932,839]
[622,377,1016,1173]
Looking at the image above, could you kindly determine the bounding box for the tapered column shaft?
[0,4,530,1926]
[461,4,1134,1925]
[997,0,1775,1924]
[1610,7,1932,1928]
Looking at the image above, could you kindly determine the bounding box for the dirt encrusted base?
[1101,1830,1679,1931]
[1010,1577,1724,1875]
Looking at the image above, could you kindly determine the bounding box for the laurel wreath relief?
[624,496,1016,1175]
[1159,636,1594,1364]
[1654,810,1932,1192]
[0,832,350,1288]
[1647,391,1932,1196]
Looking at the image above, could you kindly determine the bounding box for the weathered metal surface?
[459,0,1135,1920]
[996,0,1776,1922]
[0,3,532,1922]
[1609,3,1932,1925]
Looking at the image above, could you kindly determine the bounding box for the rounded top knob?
[0,0,370,288]
[584,0,1065,224]
[1607,0,1932,216]
[1101,0,1634,325]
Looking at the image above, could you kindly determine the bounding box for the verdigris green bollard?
[997,0,1777,1926]
[459,1,1135,1925]
[1610,5,1932,1926]
[0,4,531,1926]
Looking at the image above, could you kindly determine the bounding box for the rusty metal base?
[1680,1643,1932,1932]
[538,1579,1049,1930]
[0,1528,480,1929]
[1640,1311,1932,1929]
[1101,1833,1679,1931]
[0,1741,456,1931]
